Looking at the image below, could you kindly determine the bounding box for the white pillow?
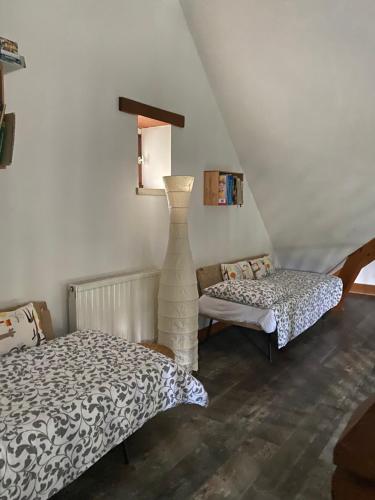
[0,303,46,355]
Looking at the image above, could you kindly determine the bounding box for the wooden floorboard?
[52,295,375,500]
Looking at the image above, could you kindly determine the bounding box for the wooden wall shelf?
[0,56,26,74]
[0,56,24,169]
[204,170,244,206]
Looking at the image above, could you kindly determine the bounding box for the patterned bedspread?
[0,331,208,500]
[204,269,343,348]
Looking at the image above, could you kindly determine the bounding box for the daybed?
[0,302,208,500]
[197,256,343,360]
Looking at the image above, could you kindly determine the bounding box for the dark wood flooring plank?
[53,295,375,500]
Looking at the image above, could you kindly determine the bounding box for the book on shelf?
[236,178,243,205]
[0,104,5,128]
[0,113,15,167]
[0,121,5,155]
[0,37,18,55]
[217,173,243,205]
[0,49,22,62]
[0,53,24,66]
[218,174,227,205]
[234,178,238,203]
[226,174,233,205]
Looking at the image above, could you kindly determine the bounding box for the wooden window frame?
[137,130,143,188]
[119,97,185,128]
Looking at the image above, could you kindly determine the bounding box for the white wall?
[0,0,272,334]
[356,262,375,285]
[141,125,171,189]
[182,0,375,272]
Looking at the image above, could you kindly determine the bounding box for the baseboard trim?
[350,283,375,296]
[198,321,228,342]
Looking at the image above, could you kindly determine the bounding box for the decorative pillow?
[250,255,275,279]
[221,261,254,281]
[250,257,268,279]
[262,255,275,276]
[0,303,46,355]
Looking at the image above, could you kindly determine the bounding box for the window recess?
[118,97,184,195]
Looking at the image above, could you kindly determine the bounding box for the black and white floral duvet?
[204,269,343,348]
[0,331,208,500]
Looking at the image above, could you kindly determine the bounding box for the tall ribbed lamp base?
[158,176,198,372]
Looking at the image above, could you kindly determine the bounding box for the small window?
[137,116,171,192]
[118,97,184,195]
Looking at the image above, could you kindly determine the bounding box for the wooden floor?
[53,295,375,500]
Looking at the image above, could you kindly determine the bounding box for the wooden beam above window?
[119,97,185,128]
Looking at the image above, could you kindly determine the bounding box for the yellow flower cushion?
[262,255,275,275]
[221,261,254,281]
[250,255,274,279]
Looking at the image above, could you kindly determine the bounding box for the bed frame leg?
[267,336,273,363]
[122,439,129,465]
[206,318,214,340]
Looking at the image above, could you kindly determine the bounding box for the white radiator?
[68,270,160,342]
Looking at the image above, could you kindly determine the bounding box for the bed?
[197,257,343,360]
[0,302,208,500]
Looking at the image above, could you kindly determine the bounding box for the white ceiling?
[181,0,375,271]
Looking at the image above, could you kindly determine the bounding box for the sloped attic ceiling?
[181,0,375,272]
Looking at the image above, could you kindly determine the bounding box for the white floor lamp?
[158,175,199,372]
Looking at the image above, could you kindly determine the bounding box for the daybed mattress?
[0,331,208,500]
[202,269,343,348]
[199,294,277,333]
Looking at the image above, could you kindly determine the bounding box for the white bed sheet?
[199,294,277,334]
